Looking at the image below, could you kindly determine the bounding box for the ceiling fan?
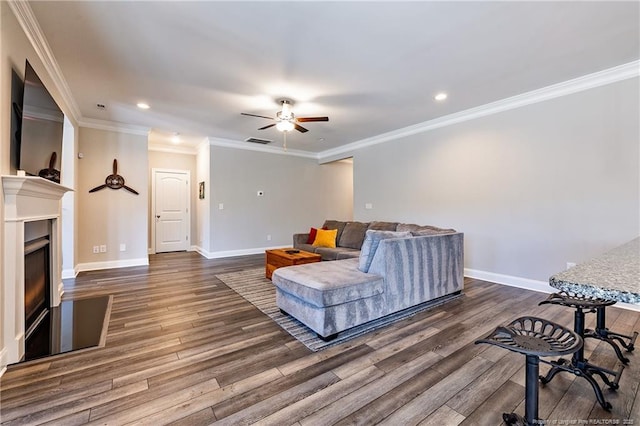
[241,99,329,133]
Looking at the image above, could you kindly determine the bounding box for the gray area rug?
[216,267,461,351]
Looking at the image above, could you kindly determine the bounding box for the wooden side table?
[265,248,321,279]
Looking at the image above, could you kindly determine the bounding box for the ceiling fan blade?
[294,124,309,133]
[241,112,274,120]
[296,117,329,122]
[258,124,276,130]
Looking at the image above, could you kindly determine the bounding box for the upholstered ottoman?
[273,258,384,339]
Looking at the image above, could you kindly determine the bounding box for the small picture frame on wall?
[198,181,205,199]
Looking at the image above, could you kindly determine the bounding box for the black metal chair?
[538,292,629,410]
[476,316,582,425]
[587,303,637,362]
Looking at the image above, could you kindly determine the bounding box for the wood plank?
[377,355,494,425]
[1,251,637,425]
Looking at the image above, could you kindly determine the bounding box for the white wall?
[354,77,639,283]
[61,117,76,278]
[207,146,353,257]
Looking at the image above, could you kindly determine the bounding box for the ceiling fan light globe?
[276,120,295,132]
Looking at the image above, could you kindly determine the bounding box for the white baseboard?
[465,268,640,312]
[193,245,283,260]
[76,257,149,273]
[62,268,77,279]
[0,347,7,379]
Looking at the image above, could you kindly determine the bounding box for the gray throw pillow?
[358,230,412,273]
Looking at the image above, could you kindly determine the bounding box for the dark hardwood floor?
[1,251,638,425]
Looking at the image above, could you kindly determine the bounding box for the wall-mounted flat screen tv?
[17,60,64,183]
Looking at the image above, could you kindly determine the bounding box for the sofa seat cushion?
[273,258,384,308]
[314,246,359,261]
[295,243,317,254]
[336,248,360,259]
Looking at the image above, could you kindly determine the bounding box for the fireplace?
[24,222,51,340]
[2,176,72,373]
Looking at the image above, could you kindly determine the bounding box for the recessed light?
[434,93,448,101]
[137,102,150,109]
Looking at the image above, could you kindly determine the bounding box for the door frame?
[150,168,191,254]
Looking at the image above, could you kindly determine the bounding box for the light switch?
[218,203,224,210]
[365,203,373,210]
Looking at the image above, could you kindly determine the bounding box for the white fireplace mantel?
[2,176,73,372]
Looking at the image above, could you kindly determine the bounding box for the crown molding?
[318,60,640,161]
[8,0,82,123]
[207,137,318,159]
[148,143,197,156]
[78,118,150,136]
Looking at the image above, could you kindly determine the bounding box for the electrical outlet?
[92,246,99,254]
[365,203,373,209]
[218,203,224,210]
[100,245,107,253]
[120,243,126,252]
[267,234,272,241]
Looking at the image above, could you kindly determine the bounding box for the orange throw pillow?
[312,228,337,248]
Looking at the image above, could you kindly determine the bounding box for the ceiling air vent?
[244,137,272,145]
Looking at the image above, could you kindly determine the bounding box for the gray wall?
[209,146,353,254]
[354,77,639,282]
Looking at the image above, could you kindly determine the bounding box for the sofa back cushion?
[411,227,456,236]
[338,221,369,249]
[322,220,347,243]
[397,223,456,235]
[358,230,412,273]
[368,221,399,231]
[396,223,420,232]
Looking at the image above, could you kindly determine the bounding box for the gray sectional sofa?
[274,224,464,340]
[293,220,456,261]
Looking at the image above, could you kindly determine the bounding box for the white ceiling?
[28,1,639,154]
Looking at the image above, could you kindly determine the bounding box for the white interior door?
[154,169,190,253]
